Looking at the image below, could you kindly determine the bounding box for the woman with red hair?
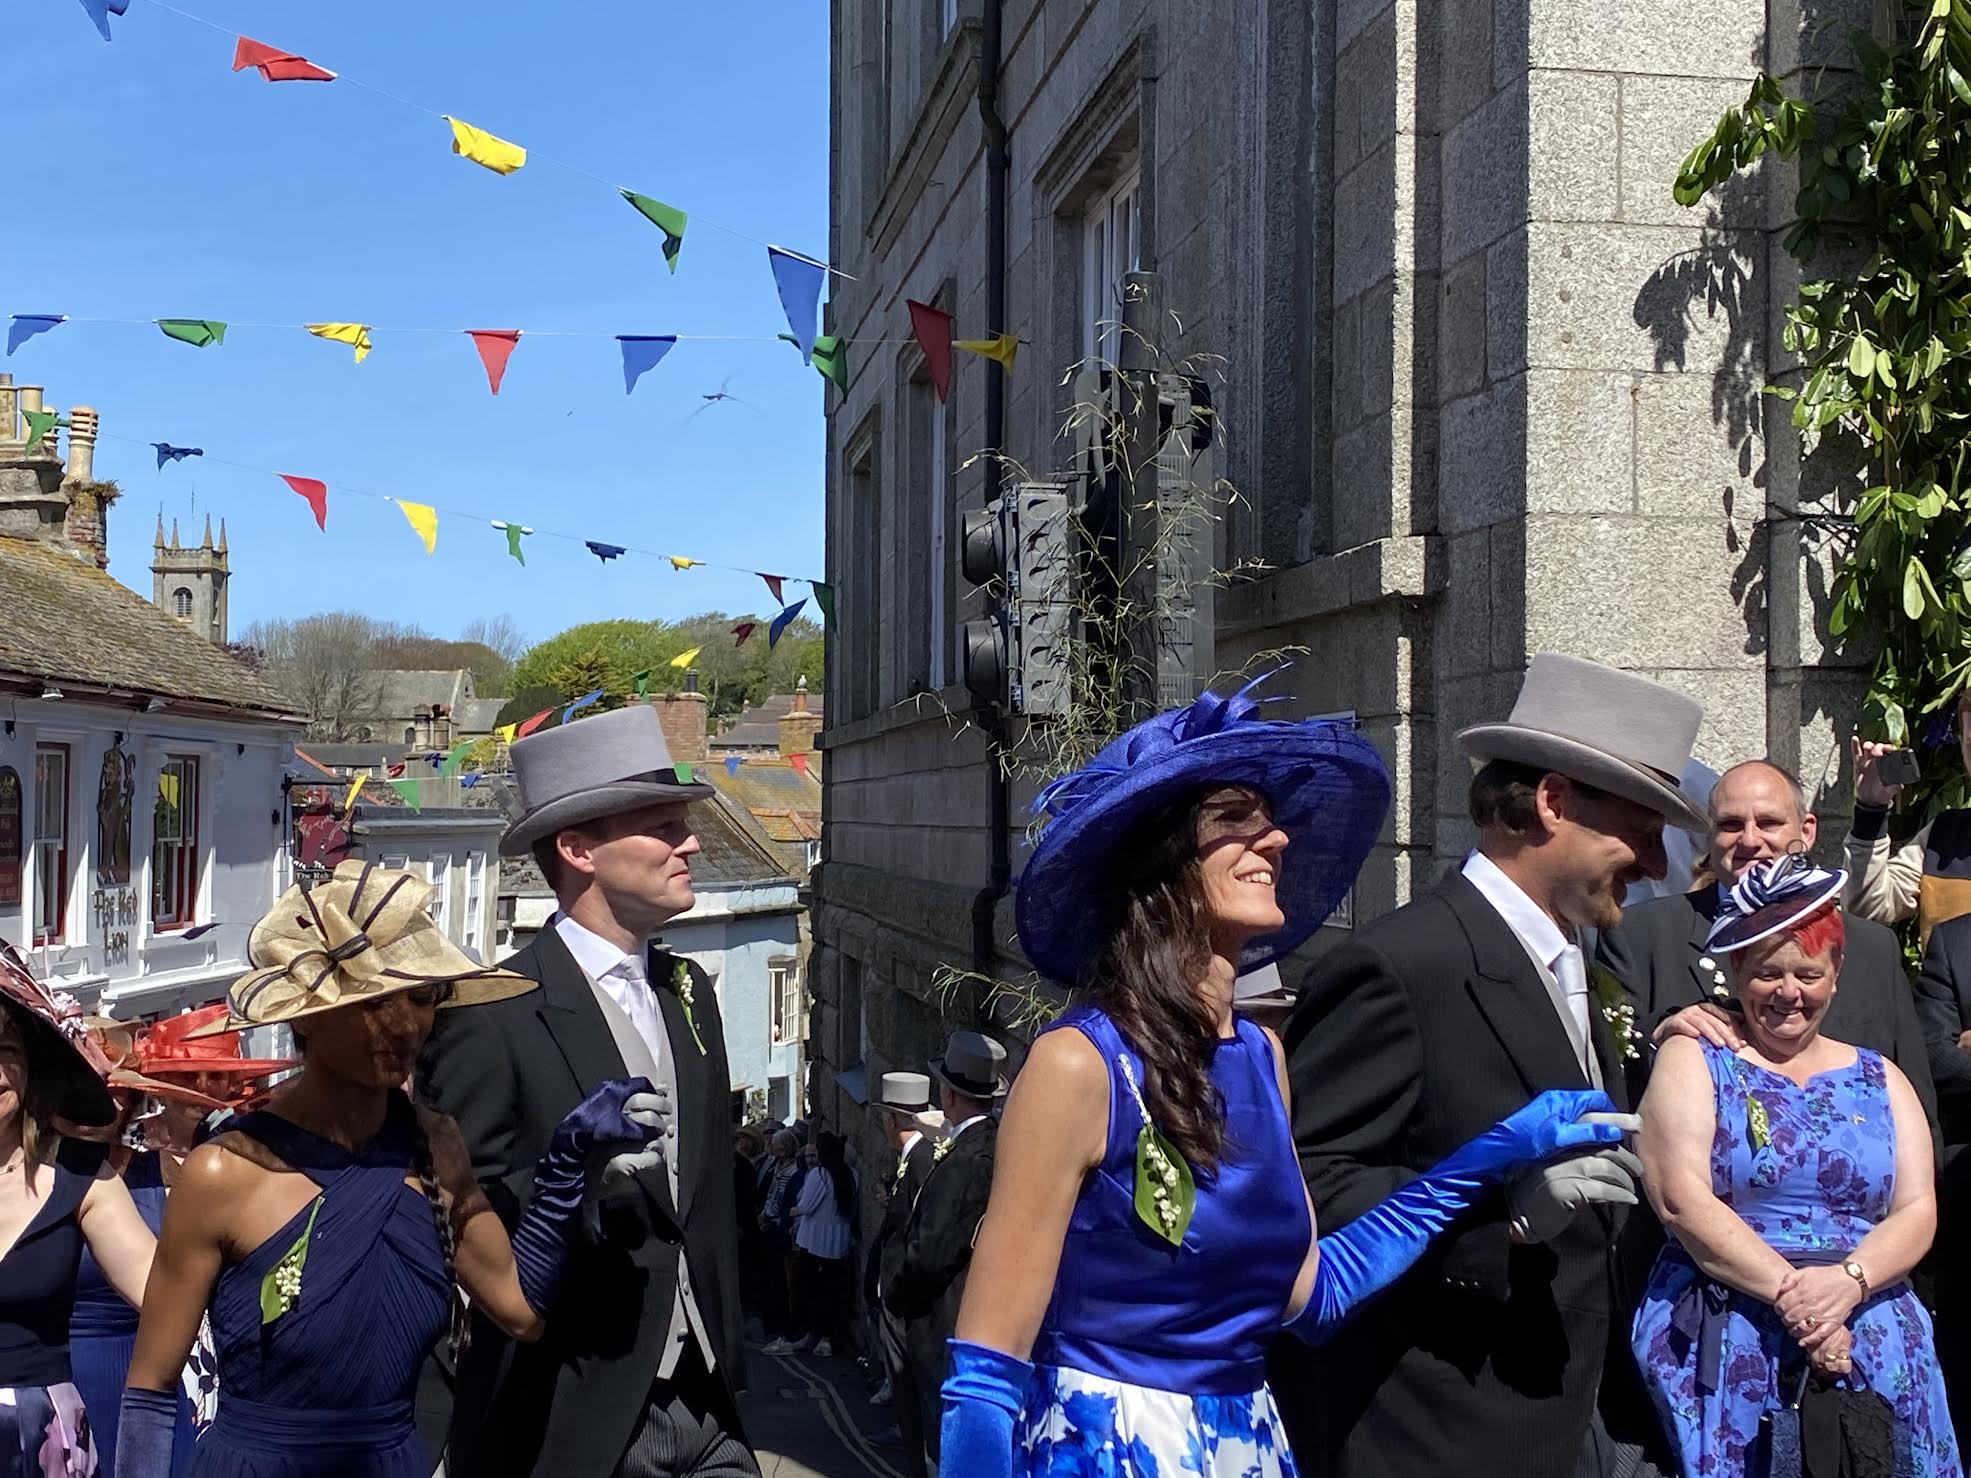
[1633,854,1958,1475]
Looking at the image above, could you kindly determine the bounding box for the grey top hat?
[876,1071,933,1113]
[1457,653,1709,835]
[928,1030,1010,1100]
[500,704,714,857]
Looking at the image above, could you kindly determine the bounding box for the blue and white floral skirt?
[1015,1363,1296,1477]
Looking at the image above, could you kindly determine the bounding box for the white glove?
[621,1088,672,1139]
[584,1088,670,1238]
[1505,1145,1643,1243]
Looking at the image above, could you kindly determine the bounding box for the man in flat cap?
[420,705,756,1477]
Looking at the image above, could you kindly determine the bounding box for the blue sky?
[4,0,828,648]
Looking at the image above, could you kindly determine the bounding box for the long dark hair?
[1081,785,1240,1174]
[815,1130,855,1220]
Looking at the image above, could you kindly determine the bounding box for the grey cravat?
[1552,942,1603,1089]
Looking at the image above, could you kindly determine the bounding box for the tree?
[369,633,513,696]
[461,615,526,667]
[1677,1,1971,817]
[241,612,396,741]
[495,685,564,728]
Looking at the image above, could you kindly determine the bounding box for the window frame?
[1082,167,1143,363]
[32,745,69,945]
[150,754,202,931]
[171,587,192,618]
[426,853,452,939]
[462,851,486,960]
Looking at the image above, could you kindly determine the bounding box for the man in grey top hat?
[885,1031,1008,1466]
[419,704,757,1478]
[1277,654,1700,1478]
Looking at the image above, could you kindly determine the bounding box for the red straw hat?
[138,1004,294,1083]
[77,1018,229,1113]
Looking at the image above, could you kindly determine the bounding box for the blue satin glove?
[938,1339,1033,1478]
[114,1386,178,1478]
[512,1076,664,1313]
[1286,1088,1625,1344]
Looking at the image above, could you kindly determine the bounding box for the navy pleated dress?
[191,1094,449,1477]
[72,1152,194,1476]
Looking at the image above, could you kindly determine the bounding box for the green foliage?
[509,612,824,726]
[1678,0,1971,815]
[494,684,563,728]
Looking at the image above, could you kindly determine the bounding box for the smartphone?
[1876,749,1923,788]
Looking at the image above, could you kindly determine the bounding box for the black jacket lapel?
[652,949,710,1221]
[531,929,631,1091]
[1686,885,1728,1005]
[1444,873,1591,1095]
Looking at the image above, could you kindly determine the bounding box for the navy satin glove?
[1287,1088,1629,1343]
[512,1076,665,1313]
[938,1339,1033,1478]
[114,1386,178,1478]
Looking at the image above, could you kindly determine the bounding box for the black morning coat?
[416,927,745,1478]
[1272,873,1638,1478]
[876,1132,939,1298]
[884,1117,999,1407]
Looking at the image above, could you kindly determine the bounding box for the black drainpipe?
[970,0,1011,981]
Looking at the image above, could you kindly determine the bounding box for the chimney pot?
[63,406,97,484]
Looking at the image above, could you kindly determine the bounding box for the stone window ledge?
[867,20,981,261]
[1215,535,1441,639]
[820,682,979,751]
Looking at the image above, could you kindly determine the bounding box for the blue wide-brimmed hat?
[1015,676,1392,984]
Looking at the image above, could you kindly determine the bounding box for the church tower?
[151,515,229,645]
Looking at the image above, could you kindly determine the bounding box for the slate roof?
[455,697,506,734]
[0,535,297,720]
[375,669,472,715]
[713,692,825,751]
[703,757,821,877]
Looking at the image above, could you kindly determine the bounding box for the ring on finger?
[1805,1316,1820,1330]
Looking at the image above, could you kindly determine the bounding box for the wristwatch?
[1842,1258,1870,1298]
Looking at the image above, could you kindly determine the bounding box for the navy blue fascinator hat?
[1015,675,1392,984]
[1705,852,1847,955]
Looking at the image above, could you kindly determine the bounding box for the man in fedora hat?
[867,1071,940,1478]
[1277,654,1699,1478]
[885,1031,1007,1467]
[419,705,757,1478]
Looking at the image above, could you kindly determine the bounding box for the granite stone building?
[813,0,1872,1134]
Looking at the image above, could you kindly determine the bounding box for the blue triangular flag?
[152,443,203,470]
[180,922,219,940]
[460,774,481,789]
[561,688,604,725]
[425,752,444,770]
[586,541,626,563]
[617,335,678,395]
[767,247,826,363]
[724,755,743,776]
[6,317,63,356]
[768,598,808,649]
[75,0,128,40]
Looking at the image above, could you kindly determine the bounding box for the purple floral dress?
[1632,1040,1960,1477]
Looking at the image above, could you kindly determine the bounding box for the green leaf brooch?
[259,1196,324,1325]
[1117,1055,1196,1248]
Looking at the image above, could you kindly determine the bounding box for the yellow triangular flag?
[306,322,373,364]
[343,771,368,813]
[668,556,698,571]
[669,646,703,669]
[158,772,179,808]
[397,500,438,555]
[955,334,1019,374]
[444,116,526,176]
[495,722,517,744]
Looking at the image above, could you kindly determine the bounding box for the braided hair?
[408,1108,468,1359]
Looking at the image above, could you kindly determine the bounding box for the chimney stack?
[0,377,70,542]
[650,689,709,765]
[60,408,112,570]
[778,675,822,759]
[63,407,96,484]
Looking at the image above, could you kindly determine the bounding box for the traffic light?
[960,483,1072,716]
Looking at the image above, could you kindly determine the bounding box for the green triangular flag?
[439,739,474,777]
[674,761,694,784]
[810,581,835,627]
[621,191,687,273]
[20,409,61,456]
[632,668,652,700]
[780,332,847,392]
[493,521,529,565]
[157,319,226,348]
[389,780,422,809]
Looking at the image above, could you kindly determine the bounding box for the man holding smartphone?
[1849,684,1971,945]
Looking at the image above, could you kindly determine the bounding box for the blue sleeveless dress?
[1017,1006,1308,1478]
[1632,1041,1962,1477]
[71,1153,194,1476]
[192,1095,449,1477]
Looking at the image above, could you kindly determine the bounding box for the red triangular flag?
[279,474,327,530]
[759,574,784,605]
[908,299,953,403]
[789,752,809,778]
[515,707,554,739]
[232,36,334,82]
[468,330,522,396]
[386,762,406,779]
[733,622,757,647]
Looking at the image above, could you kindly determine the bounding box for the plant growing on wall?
[1676,0,1971,814]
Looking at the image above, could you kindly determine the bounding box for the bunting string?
[82,0,859,282]
[86,425,835,605]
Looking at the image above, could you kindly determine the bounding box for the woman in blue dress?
[1632,854,1960,1476]
[936,680,1636,1478]
[114,861,668,1477]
